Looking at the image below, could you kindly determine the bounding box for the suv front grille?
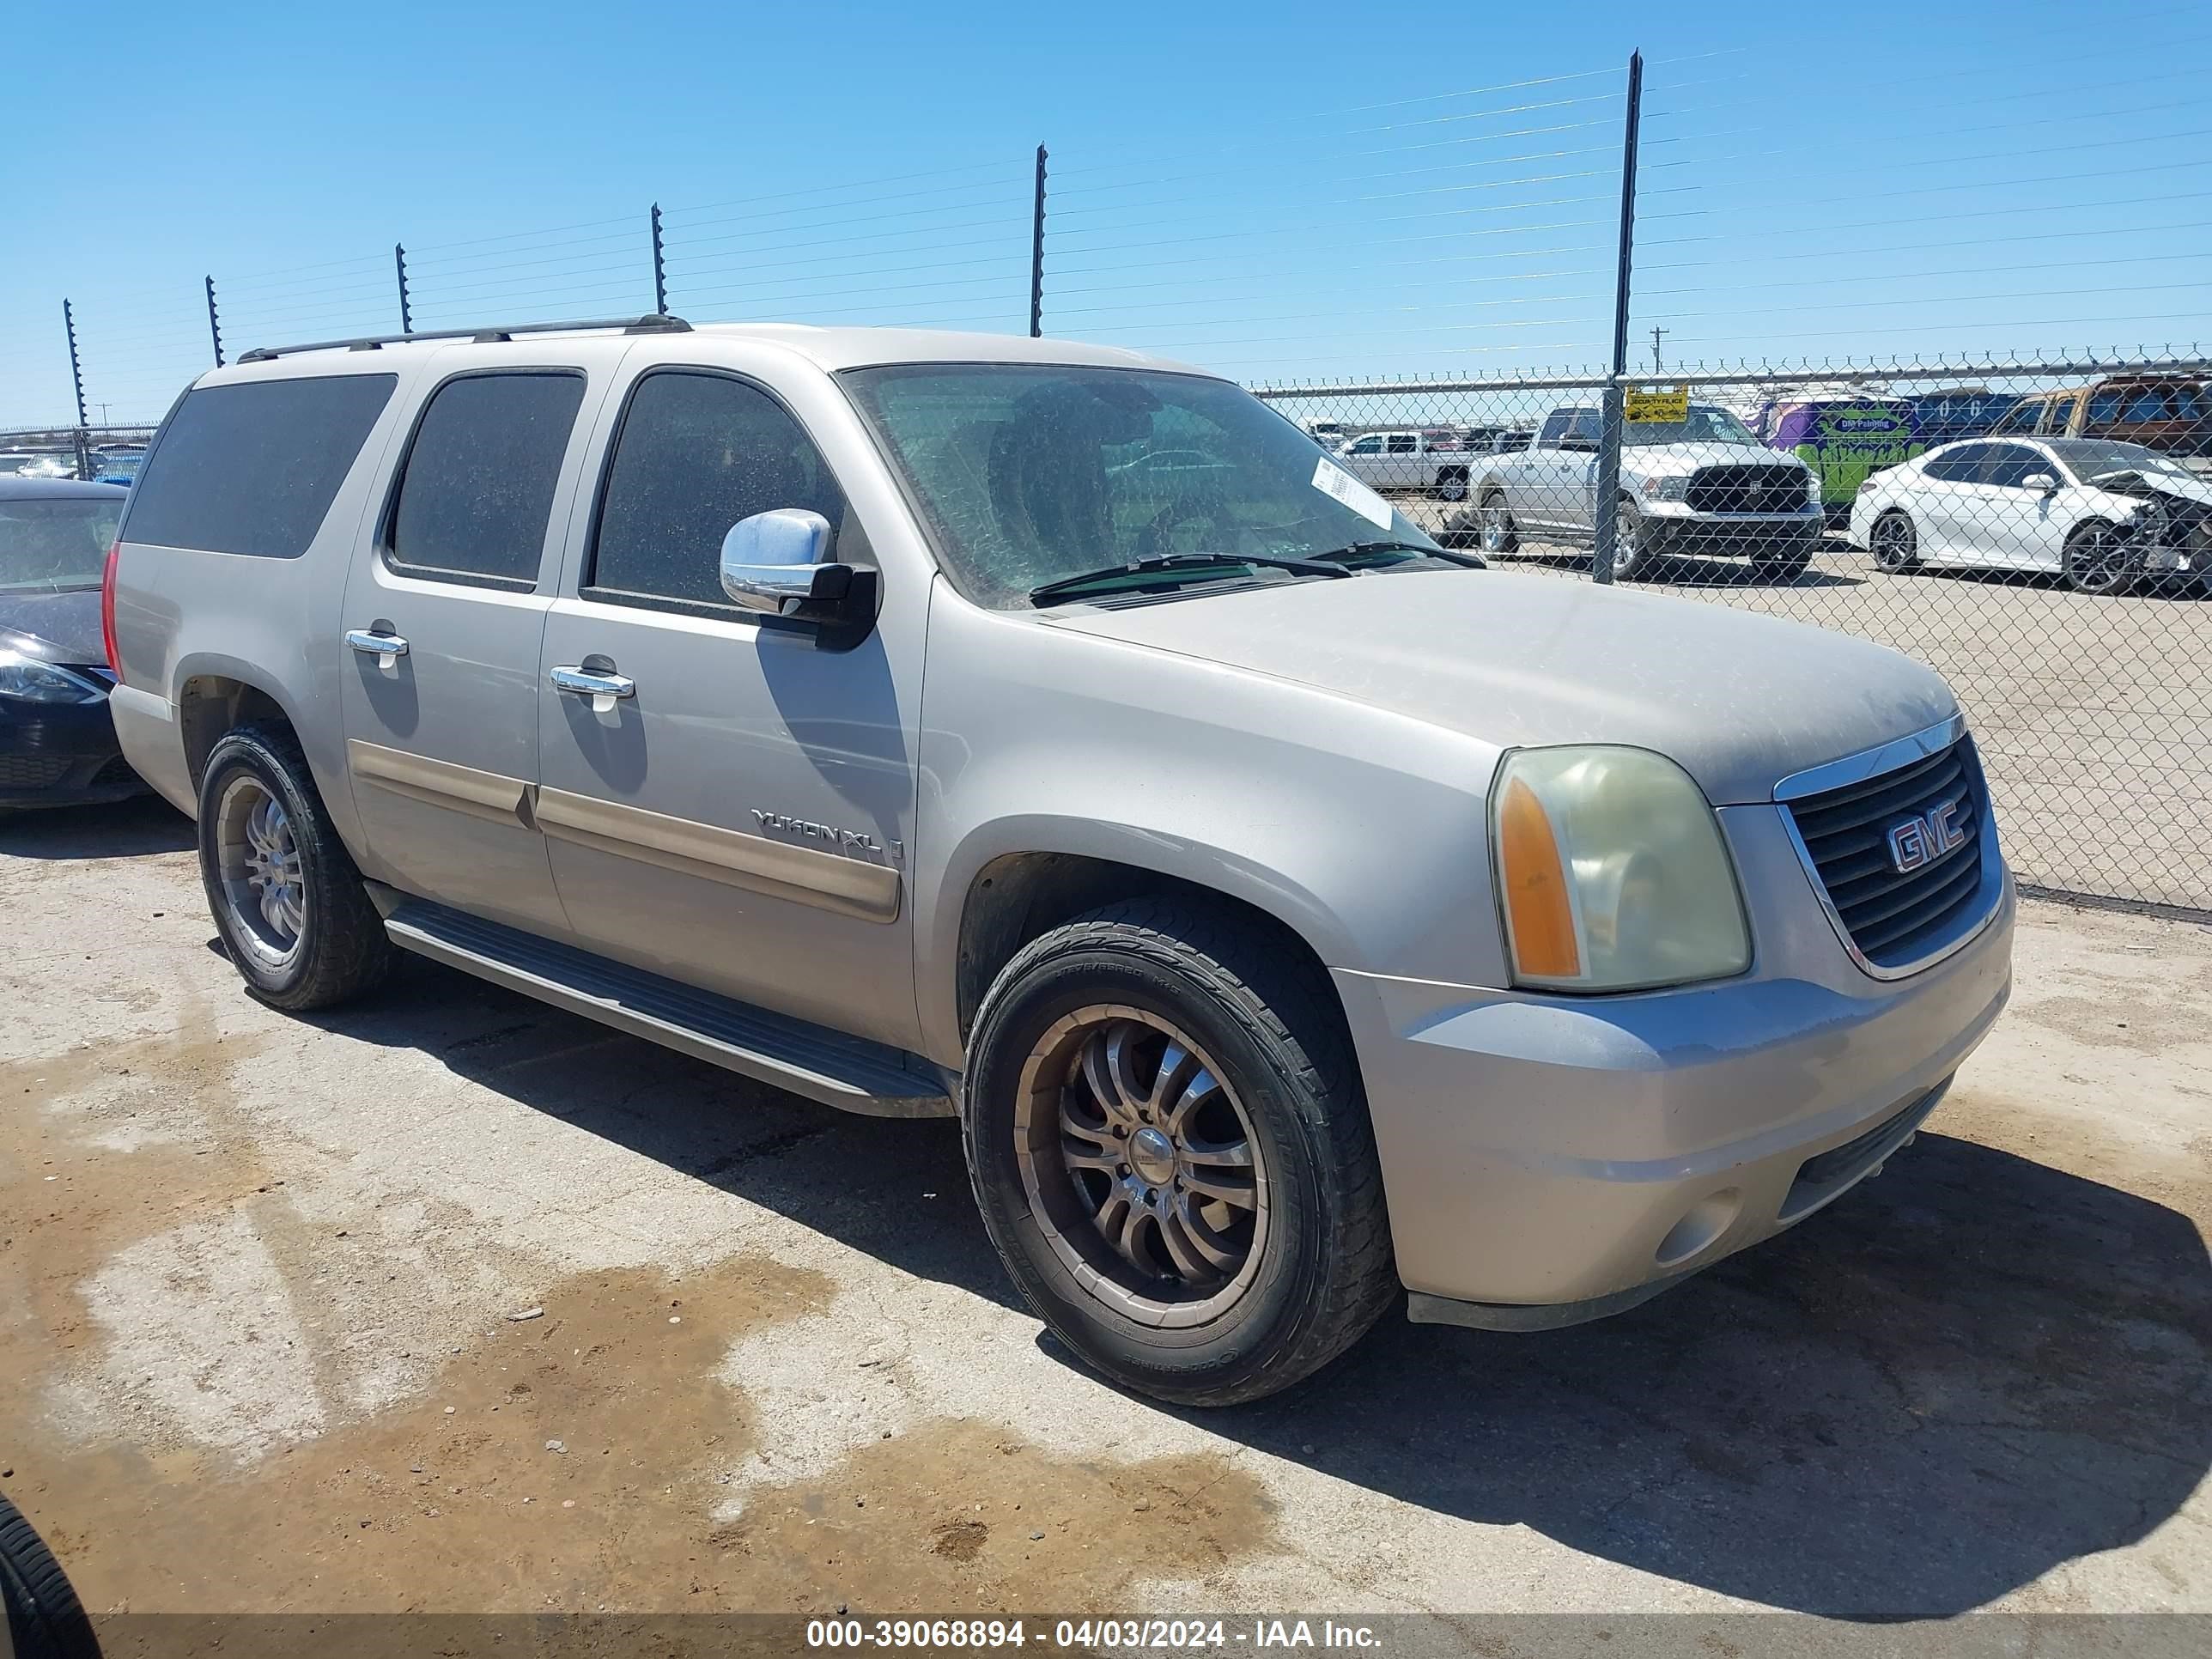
[1785,736,1990,970]
[1686,465,1808,514]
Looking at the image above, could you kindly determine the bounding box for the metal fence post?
[1589,48,1644,586]
[651,204,669,315]
[63,299,91,478]
[394,243,415,335]
[1029,143,1048,338]
[205,275,225,367]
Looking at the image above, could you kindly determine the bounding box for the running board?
[380,897,955,1119]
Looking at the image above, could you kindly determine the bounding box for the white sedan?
[1850,435,2212,595]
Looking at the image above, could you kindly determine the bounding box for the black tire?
[1607,496,1662,580]
[1869,509,1919,572]
[963,899,1397,1407]
[198,723,392,1012]
[1431,466,1469,503]
[1,1490,101,1659]
[2062,520,2139,596]
[1474,489,1518,555]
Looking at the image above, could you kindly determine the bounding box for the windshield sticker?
[1310,458,1393,528]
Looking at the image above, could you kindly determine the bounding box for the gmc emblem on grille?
[1886,799,1967,874]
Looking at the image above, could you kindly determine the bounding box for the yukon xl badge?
[1885,799,1967,875]
[753,809,902,862]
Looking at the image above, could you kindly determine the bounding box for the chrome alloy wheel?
[1014,1005,1269,1328]
[214,775,306,963]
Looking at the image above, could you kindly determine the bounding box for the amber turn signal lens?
[1498,775,1580,980]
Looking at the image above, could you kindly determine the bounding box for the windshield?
[2047,439,2198,484]
[0,497,122,591]
[841,364,1443,608]
[1627,406,1759,447]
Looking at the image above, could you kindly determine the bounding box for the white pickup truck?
[1447,404,1825,580]
[1331,429,1486,501]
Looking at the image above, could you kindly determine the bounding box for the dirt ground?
[2,797,2208,1631]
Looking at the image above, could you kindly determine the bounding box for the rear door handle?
[346,629,409,664]
[550,665,635,712]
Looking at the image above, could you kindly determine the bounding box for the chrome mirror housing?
[719,509,842,614]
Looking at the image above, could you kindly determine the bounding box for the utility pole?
[1589,49,1644,586]
[1029,143,1048,338]
[1650,326,1668,375]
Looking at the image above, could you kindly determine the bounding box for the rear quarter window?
[121,373,398,558]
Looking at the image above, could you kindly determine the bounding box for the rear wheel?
[1870,509,1919,572]
[198,724,392,1011]
[2063,520,2138,595]
[1432,466,1469,503]
[963,900,1396,1407]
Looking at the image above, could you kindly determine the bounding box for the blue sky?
[3,0,2206,425]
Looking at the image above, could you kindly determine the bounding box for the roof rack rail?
[235,313,690,364]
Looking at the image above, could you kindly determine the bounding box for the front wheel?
[1,1490,100,1659]
[1475,490,1519,555]
[963,900,1396,1407]
[1606,497,1662,580]
[2063,520,2139,595]
[1869,509,1919,572]
[198,724,393,1011]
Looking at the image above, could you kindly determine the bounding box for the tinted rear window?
[122,374,398,558]
[386,371,586,586]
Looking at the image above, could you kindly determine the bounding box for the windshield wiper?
[1029,551,1352,607]
[1310,538,1484,569]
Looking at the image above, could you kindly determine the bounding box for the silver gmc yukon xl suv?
[105,317,2014,1406]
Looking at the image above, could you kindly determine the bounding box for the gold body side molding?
[533,787,902,925]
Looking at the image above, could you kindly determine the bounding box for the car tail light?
[101,541,122,681]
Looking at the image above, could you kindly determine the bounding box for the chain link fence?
[1256,355,2212,911]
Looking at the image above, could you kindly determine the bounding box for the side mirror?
[2021,471,2059,495]
[720,509,851,617]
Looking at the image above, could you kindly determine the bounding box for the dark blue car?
[0,477,147,810]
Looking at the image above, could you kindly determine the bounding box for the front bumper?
[0,696,146,810]
[1643,503,1824,554]
[1337,803,2015,1316]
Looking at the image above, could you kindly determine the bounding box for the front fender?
[910,598,1510,1065]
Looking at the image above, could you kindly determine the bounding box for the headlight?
[0,649,106,705]
[1639,474,1690,502]
[1491,745,1751,992]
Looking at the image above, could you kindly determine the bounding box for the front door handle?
[550,665,636,713]
[346,629,409,664]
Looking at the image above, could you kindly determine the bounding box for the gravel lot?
[2,799,2209,1638]
[1401,503,2212,911]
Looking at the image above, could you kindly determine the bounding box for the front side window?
[589,370,847,610]
[840,363,1443,610]
[1347,436,1383,455]
[1978,444,2048,489]
[123,374,397,558]
[386,371,587,586]
[0,496,124,592]
[1990,399,2042,435]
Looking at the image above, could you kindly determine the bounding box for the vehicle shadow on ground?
[0,794,191,859]
[307,959,2210,1621]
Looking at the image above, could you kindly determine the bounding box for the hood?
[0,587,106,666]
[1620,441,1809,477]
[1048,570,1957,805]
